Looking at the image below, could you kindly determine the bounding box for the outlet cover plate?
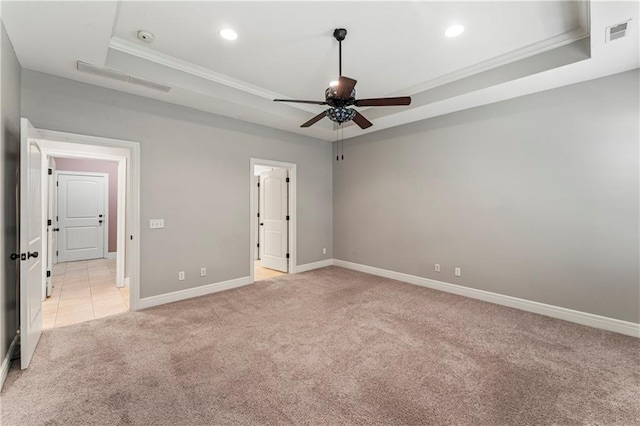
[150,219,165,229]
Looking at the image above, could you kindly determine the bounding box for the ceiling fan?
[274,28,411,129]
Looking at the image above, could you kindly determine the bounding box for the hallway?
[43,258,129,329]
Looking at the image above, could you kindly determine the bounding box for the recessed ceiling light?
[329,80,339,87]
[445,24,465,38]
[220,28,238,41]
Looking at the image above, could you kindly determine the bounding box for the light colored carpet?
[2,266,639,425]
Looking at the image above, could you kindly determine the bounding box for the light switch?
[149,219,164,229]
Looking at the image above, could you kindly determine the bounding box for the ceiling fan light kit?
[273,28,411,129]
[327,107,356,124]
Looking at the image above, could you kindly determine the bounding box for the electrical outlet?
[200,267,206,277]
[455,267,461,277]
[323,248,327,255]
[178,271,185,281]
[435,264,440,272]
[149,219,164,229]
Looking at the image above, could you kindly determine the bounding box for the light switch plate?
[150,219,164,229]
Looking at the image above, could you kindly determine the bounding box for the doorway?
[45,160,124,329]
[18,121,140,369]
[37,132,138,330]
[250,159,297,282]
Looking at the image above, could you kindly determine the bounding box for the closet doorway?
[250,159,297,282]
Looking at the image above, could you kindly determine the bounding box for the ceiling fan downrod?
[333,28,347,77]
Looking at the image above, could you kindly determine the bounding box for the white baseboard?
[106,252,117,259]
[0,334,19,392]
[137,276,252,310]
[333,259,640,338]
[296,259,334,273]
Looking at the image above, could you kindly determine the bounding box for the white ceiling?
[2,1,638,142]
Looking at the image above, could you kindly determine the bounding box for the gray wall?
[334,70,639,323]
[1,21,21,368]
[22,70,333,299]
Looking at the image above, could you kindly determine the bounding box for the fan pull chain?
[336,124,339,161]
[341,126,344,160]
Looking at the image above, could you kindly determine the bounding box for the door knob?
[260,223,264,226]
[99,214,103,218]
[28,251,38,259]
[10,253,20,261]
[53,228,59,232]
[98,220,103,225]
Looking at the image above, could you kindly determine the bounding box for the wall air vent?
[605,21,630,43]
[76,61,171,92]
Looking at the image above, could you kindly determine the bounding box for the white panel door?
[57,173,105,262]
[259,168,288,272]
[20,118,43,369]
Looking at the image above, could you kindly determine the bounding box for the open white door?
[20,118,44,369]
[57,173,106,262]
[259,168,288,272]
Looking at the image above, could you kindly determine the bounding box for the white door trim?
[250,158,297,282]
[55,170,109,261]
[36,128,141,311]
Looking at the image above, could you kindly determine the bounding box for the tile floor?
[254,260,286,281]
[43,258,130,330]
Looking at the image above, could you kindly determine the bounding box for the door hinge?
[286,253,290,259]
[257,243,259,248]
[130,235,133,240]
[257,182,260,187]
[48,168,53,175]
[56,250,58,256]
[46,270,51,278]
[48,219,52,226]
[257,213,260,218]
[56,181,59,187]
[286,215,290,221]
[286,177,290,183]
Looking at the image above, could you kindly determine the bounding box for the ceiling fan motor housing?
[325,86,356,107]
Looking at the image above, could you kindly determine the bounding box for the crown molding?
[109,37,321,114]
[399,27,590,98]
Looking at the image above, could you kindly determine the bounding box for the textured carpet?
[1,266,639,425]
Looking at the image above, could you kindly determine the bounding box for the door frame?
[45,157,56,298]
[35,128,141,310]
[249,158,297,282]
[54,170,110,262]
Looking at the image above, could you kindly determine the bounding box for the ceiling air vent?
[76,61,171,92]
[605,21,630,43]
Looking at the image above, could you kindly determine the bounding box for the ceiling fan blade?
[301,110,328,127]
[354,97,412,107]
[352,111,373,129]
[274,99,327,105]
[337,76,357,99]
